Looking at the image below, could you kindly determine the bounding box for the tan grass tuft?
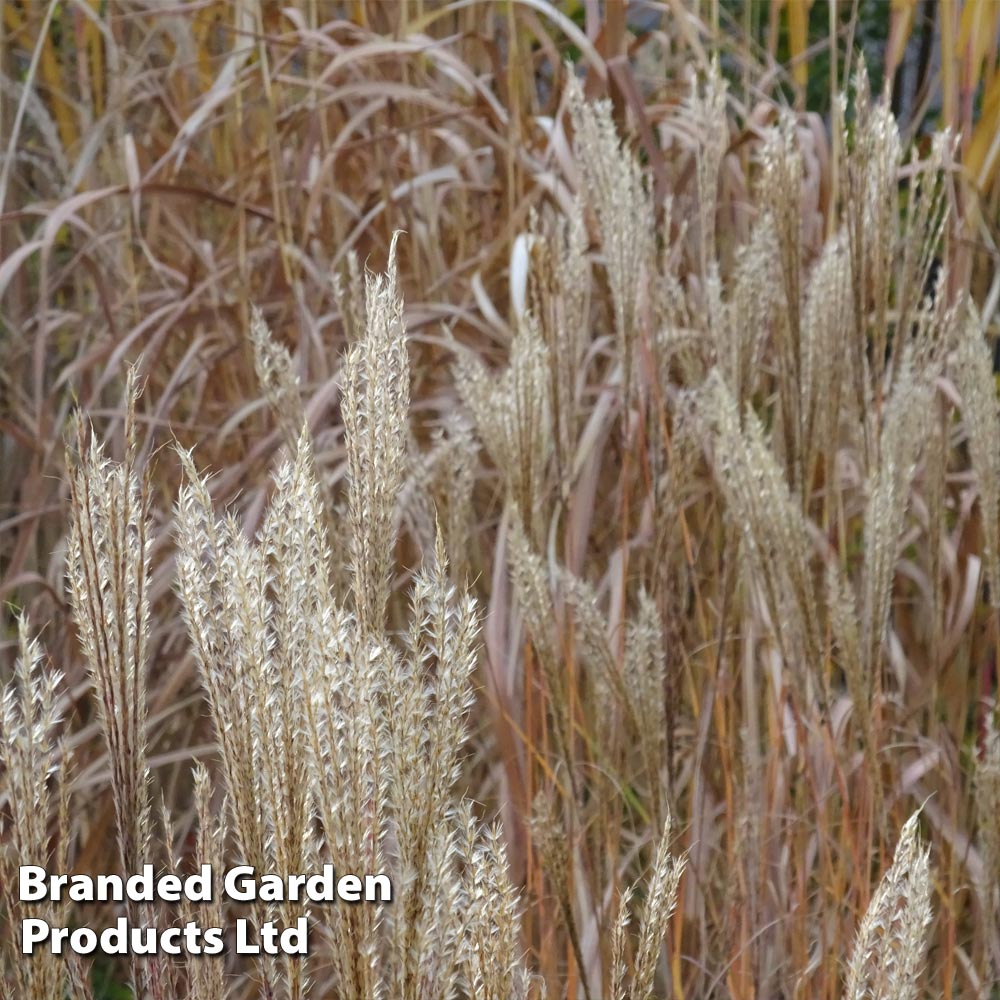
[953,311,1000,606]
[0,617,74,1000]
[846,810,933,1000]
[342,233,411,636]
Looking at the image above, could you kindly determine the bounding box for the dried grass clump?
[568,74,656,400]
[954,311,1000,607]
[626,816,686,1000]
[0,619,86,1000]
[2,7,1000,1000]
[6,252,535,1000]
[846,811,933,1000]
[66,371,173,999]
[249,307,305,450]
[456,323,553,545]
[452,58,991,999]
[173,252,530,1000]
[692,370,822,693]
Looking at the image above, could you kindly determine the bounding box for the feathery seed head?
[846,810,933,1000]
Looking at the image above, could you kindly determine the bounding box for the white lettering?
[338,874,362,901]
[224,866,256,902]
[18,866,47,902]
[20,918,50,953]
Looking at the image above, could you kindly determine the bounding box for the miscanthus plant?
[0,244,536,1000]
[1,62,998,1000]
[454,63,996,1000]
